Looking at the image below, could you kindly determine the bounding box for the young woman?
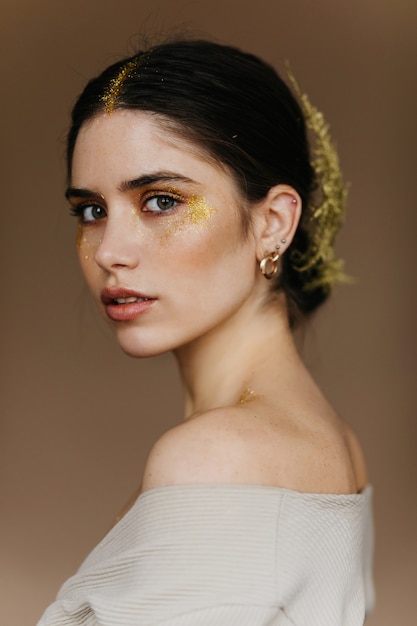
[38,39,374,625]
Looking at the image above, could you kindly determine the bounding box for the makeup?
[186,195,216,226]
[101,287,156,322]
[158,192,216,240]
[76,226,101,261]
[76,222,83,249]
[101,59,140,114]
[238,388,261,404]
[76,225,91,260]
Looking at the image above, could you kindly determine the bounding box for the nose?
[94,212,140,272]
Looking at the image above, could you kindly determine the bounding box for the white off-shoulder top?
[37,484,374,625]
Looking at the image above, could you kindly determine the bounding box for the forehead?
[71,110,228,186]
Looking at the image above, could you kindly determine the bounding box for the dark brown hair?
[67,39,330,324]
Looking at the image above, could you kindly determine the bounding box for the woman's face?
[69,110,265,358]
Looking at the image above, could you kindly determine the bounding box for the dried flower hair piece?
[287,71,351,292]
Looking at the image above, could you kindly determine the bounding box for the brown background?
[1,0,416,624]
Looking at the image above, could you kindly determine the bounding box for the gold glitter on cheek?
[76,227,101,262]
[76,222,83,249]
[156,194,217,243]
[130,204,152,243]
[186,195,216,226]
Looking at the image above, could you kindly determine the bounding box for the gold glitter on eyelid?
[160,194,216,240]
[144,191,217,241]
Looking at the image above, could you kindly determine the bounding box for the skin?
[69,110,367,520]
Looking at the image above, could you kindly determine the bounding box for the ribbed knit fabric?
[37,484,374,626]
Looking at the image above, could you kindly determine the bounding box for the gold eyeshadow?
[76,187,217,252]
[159,190,216,238]
[129,186,217,241]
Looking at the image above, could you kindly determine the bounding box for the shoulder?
[141,405,366,494]
[141,407,261,491]
[344,425,368,492]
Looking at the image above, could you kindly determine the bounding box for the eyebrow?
[65,187,101,200]
[65,171,198,200]
[118,172,197,192]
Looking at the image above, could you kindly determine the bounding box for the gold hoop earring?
[260,249,280,279]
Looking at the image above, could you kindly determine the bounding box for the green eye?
[145,194,179,212]
[83,205,106,221]
[70,203,107,223]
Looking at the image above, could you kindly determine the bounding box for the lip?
[101,287,156,322]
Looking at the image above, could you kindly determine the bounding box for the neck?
[174,295,301,418]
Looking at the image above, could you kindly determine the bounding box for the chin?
[113,327,175,359]
[117,337,168,359]
[120,343,168,359]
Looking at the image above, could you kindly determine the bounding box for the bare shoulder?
[343,424,368,491]
[141,407,260,491]
[141,404,368,495]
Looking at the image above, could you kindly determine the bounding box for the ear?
[253,184,302,261]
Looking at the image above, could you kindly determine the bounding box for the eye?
[143,194,180,213]
[71,204,107,223]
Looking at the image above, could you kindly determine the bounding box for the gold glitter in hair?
[287,71,351,292]
[101,59,140,114]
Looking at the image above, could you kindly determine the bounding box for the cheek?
[163,210,250,281]
[181,195,217,228]
[136,195,218,245]
[76,226,102,283]
[76,225,103,259]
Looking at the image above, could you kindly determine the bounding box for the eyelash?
[69,192,184,223]
[69,204,106,223]
[142,191,183,215]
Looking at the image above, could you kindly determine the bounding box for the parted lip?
[101,287,155,305]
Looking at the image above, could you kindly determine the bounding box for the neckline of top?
[135,481,372,506]
[99,483,372,547]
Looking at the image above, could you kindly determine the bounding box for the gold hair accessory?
[101,58,141,114]
[287,71,351,292]
[260,246,280,279]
